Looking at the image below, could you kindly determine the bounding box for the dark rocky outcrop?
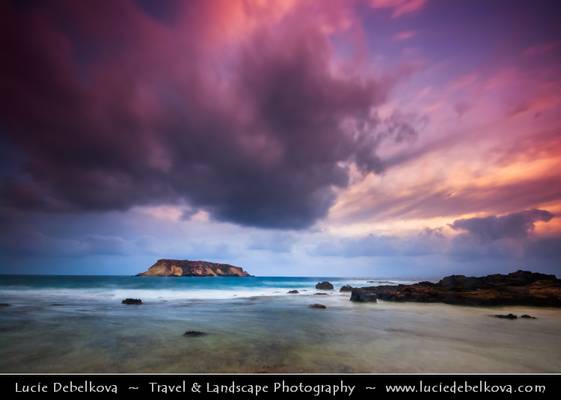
[287,290,299,294]
[494,314,538,320]
[183,330,207,337]
[348,270,561,307]
[315,281,334,290]
[309,303,327,309]
[122,298,143,305]
[137,259,251,277]
[494,313,518,320]
[340,285,353,292]
[350,289,378,303]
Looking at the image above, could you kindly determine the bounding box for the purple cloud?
[0,0,416,229]
[450,209,554,242]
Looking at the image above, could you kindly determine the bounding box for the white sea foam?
[0,286,318,303]
[0,277,412,305]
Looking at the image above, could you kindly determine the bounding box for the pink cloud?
[370,0,427,18]
[394,30,417,41]
[523,41,561,57]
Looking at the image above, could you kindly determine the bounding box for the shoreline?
[2,271,561,308]
[1,274,561,373]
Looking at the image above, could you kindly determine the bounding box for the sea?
[1,275,560,372]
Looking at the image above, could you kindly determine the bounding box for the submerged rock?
[287,290,299,294]
[309,304,327,309]
[348,270,561,307]
[122,298,142,305]
[520,314,537,319]
[314,292,328,296]
[137,259,251,277]
[494,313,517,320]
[340,285,353,292]
[315,281,334,290]
[183,330,207,337]
[0,303,11,307]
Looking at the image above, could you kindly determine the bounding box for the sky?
[1,0,560,277]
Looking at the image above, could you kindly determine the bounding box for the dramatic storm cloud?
[0,0,418,229]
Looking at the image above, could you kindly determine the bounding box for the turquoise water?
[1,275,561,372]
[0,275,399,302]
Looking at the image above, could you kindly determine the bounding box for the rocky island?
[137,259,251,277]
[350,270,561,307]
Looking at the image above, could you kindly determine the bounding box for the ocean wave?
[0,277,412,304]
[0,286,320,303]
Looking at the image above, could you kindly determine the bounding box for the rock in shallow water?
[493,313,537,320]
[287,290,299,294]
[183,330,207,337]
[350,288,378,302]
[494,313,517,320]
[340,285,353,292]
[315,281,334,290]
[309,304,327,309]
[122,298,142,305]
[348,270,561,307]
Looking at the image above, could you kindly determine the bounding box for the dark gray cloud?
[448,210,559,271]
[450,209,554,241]
[0,0,418,229]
